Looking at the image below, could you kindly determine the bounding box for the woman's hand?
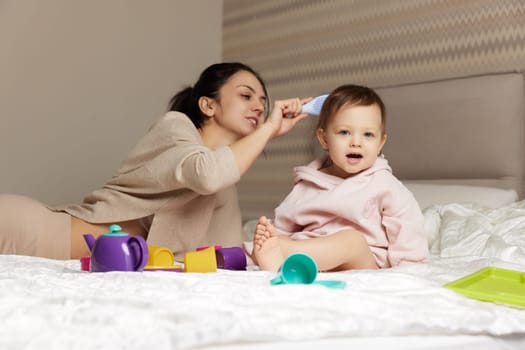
[230,96,312,176]
[264,97,312,137]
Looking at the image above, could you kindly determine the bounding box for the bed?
[2,72,525,350]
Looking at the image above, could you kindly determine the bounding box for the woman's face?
[204,70,267,144]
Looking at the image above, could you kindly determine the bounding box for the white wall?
[0,0,222,205]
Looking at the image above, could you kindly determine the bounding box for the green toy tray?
[444,266,525,308]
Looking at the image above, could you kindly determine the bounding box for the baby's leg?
[277,229,377,271]
[252,216,288,271]
[0,194,71,259]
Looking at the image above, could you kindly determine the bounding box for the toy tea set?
[80,224,246,273]
[80,224,347,289]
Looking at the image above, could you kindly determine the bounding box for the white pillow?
[403,183,518,210]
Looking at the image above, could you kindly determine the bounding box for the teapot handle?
[127,236,149,271]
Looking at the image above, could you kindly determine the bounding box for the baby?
[252,84,429,271]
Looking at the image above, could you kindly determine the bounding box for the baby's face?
[317,104,386,178]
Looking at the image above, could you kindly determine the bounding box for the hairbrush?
[302,94,328,116]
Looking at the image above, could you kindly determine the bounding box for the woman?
[0,62,310,260]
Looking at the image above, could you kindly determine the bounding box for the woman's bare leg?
[253,217,377,272]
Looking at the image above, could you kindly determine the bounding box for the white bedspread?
[2,201,525,349]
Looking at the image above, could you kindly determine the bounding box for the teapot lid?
[103,224,128,236]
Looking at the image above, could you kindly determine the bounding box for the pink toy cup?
[80,256,90,272]
[196,245,222,251]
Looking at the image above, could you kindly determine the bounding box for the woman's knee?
[0,194,70,258]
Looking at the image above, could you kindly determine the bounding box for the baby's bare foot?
[253,216,272,251]
[252,216,269,265]
[255,236,287,272]
[252,217,287,271]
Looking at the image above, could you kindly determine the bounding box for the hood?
[293,155,392,190]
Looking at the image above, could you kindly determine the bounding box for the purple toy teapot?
[83,224,148,272]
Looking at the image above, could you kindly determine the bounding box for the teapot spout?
[83,234,96,252]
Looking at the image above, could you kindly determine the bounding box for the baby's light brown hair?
[316,84,386,134]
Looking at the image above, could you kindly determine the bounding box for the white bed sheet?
[205,335,525,350]
[2,201,525,350]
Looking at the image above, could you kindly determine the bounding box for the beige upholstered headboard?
[377,72,525,197]
[238,72,525,222]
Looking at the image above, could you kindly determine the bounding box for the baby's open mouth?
[346,153,363,159]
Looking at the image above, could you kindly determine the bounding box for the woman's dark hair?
[316,84,386,134]
[168,62,268,128]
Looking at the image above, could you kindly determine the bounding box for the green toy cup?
[270,253,347,289]
[271,253,318,284]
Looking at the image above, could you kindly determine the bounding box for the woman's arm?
[120,99,309,195]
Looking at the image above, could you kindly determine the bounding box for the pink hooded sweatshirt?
[272,156,429,268]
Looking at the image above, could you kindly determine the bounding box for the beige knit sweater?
[54,112,244,257]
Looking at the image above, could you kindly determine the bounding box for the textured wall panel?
[223,0,525,221]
